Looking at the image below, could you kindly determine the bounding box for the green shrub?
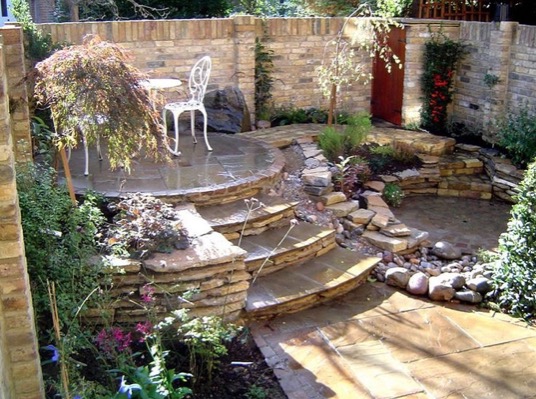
[17,164,105,335]
[370,145,395,157]
[392,141,417,163]
[496,103,536,168]
[271,106,310,126]
[383,183,404,207]
[318,112,371,162]
[255,37,274,120]
[344,112,372,153]
[493,160,536,322]
[318,126,345,162]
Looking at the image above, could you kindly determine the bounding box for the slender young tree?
[317,4,402,125]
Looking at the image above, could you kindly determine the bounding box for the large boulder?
[202,86,252,133]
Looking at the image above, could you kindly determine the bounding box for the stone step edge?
[243,253,380,320]
[198,198,300,240]
[242,227,337,276]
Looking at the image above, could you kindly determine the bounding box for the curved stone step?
[244,247,381,319]
[196,193,299,240]
[236,223,337,277]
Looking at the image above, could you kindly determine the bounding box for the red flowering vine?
[421,34,467,133]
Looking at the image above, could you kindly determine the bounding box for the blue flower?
[73,395,82,399]
[117,376,141,399]
[43,345,60,363]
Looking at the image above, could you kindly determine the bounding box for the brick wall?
[38,17,374,123]
[0,31,44,399]
[508,24,536,108]
[262,17,371,114]
[454,21,536,143]
[35,18,536,134]
[1,25,32,161]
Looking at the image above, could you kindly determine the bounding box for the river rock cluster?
[373,243,496,303]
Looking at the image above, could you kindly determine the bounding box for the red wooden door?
[371,27,406,126]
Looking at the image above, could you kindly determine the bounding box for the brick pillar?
[482,21,517,144]
[233,15,257,125]
[1,25,32,163]
[0,34,45,399]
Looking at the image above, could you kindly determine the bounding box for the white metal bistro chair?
[162,56,213,156]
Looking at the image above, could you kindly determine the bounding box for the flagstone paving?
[251,282,536,399]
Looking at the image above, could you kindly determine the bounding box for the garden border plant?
[420,28,467,134]
[492,159,536,323]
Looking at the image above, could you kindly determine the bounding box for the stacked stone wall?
[0,32,44,398]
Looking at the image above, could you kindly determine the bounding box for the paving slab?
[251,283,536,399]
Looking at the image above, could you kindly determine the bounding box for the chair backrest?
[188,56,211,103]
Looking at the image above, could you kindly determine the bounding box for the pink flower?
[135,321,153,342]
[140,284,156,303]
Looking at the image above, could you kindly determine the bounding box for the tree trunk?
[327,83,337,126]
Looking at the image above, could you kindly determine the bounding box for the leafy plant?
[420,30,467,133]
[374,0,413,17]
[484,72,500,89]
[255,34,275,120]
[318,126,345,161]
[333,155,371,198]
[318,112,371,162]
[30,115,56,162]
[495,103,536,168]
[33,35,164,173]
[246,384,268,399]
[171,311,241,385]
[104,193,189,259]
[383,182,404,207]
[493,160,536,322]
[17,164,105,334]
[370,144,395,157]
[11,0,59,63]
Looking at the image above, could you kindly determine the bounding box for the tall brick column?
[233,15,257,125]
[482,21,516,143]
[2,25,32,162]
[0,33,45,399]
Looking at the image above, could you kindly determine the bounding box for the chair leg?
[200,108,213,151]
[190,110,197,144]
[163,108,181,156]
[173,110,182,155]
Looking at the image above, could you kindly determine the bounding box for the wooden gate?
[371,27,406,126]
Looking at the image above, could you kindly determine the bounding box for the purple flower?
[43,345,59,363]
